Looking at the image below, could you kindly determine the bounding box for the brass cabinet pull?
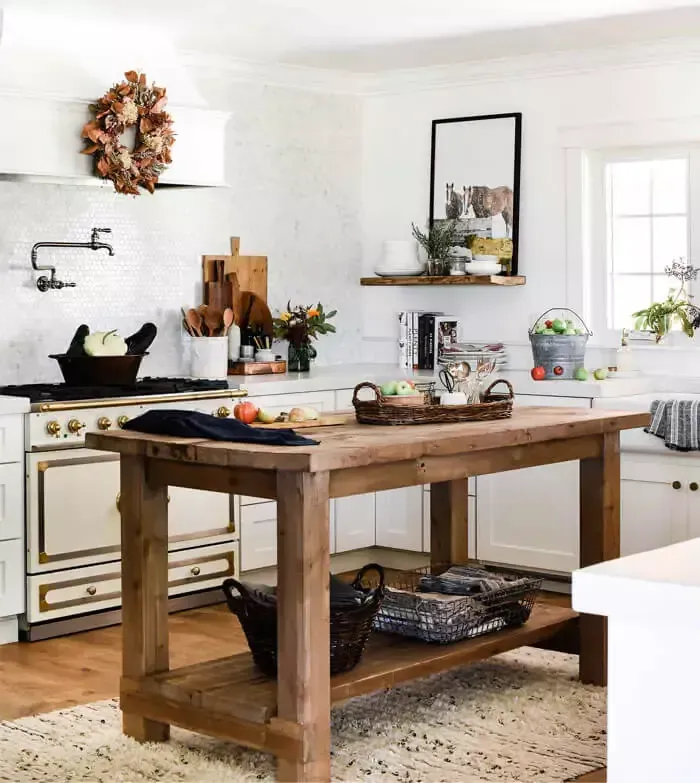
[190,566,201,576]
[691,482,699,492]
[672,480,682,490]
[86,585,97,596]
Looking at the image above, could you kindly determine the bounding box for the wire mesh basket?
[373,564,542,644]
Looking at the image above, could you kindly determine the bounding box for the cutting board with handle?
[239,291,274,337]
[225,237,268,303]
[251,413,350,429]
[202,255,233,312]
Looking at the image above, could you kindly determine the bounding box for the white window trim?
[564,132,700,349]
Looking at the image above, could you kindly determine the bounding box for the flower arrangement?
[81,70,175,195]
[632,258,700,342]
[273,302,337,346]
[273,302,336,371]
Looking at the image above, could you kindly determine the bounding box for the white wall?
[0,78,362,385]
[359,52,700,368]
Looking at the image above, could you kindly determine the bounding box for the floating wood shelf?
[120,603,576,755]
[360,274,526,286]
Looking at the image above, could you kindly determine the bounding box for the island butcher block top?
[86,406,649,474]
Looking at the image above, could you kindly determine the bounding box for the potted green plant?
[411,221,458,276]
[632,260,700,343]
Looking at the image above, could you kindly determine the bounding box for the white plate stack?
[374,240,424,277]
[438,342,508,371]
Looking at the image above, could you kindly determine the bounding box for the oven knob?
[86,585,97,596]
[216,406,231,418]
[190,566,201,576]
[117,416,129,428]
[97,417,112,431]
[46,420,61,436]
[68,419,86,434]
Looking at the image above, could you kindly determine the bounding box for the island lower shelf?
[121,603,576,757]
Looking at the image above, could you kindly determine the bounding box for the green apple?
[256,408,277,424]
[574,367,589,381]
[564,328,577,335]
[534,324,546,334]
[395,380,413,396]
[380,380,398,396]
[542,328,556,335]
[575,328,585,335]
[552,318,567,333]
[593,368,608,380]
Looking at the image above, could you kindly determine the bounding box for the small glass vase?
[427,257,447,276]
[288,340,312,372]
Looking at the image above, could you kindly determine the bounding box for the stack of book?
[398,312,460,370]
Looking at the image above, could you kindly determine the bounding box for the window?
[604,155,689,330]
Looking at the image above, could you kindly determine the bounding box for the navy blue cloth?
[122,409,318,446]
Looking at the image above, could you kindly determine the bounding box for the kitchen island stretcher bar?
[87,406,649,783]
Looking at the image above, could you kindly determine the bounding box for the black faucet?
[31,228,115,292]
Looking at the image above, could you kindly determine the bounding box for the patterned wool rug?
[0,648,605,783]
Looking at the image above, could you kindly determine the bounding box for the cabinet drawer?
[26,542,237,622]
[0,463,22,541]
[0,539,23,617]
[0,416,22,465]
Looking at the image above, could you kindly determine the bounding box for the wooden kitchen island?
[87,406,648,782]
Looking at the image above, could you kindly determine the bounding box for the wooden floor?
[0,593,576,722]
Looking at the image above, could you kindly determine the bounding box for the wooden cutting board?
[226,237,268,303]
[239,291,274,337]
[228,360,286,375]
[251,413,351,429]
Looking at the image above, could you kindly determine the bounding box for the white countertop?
[573,538,700,621]
[0,395,30,415]
[231,364,655,399]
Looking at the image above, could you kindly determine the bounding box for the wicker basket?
[221,564,385,677]
[353,379,514,425]
[373,564,542,644]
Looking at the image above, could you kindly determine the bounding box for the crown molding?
[181,35,700,97]
[357,36,700,95]
[179,49,363,95]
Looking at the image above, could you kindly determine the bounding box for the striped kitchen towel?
[646,399,700,451]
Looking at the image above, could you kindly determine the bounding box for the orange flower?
[307,308,320,317]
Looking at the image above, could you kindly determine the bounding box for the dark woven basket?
[353,379,514,425]
[222,564,385,677]
[373,563,542,644]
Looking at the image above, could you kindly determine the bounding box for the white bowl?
[465,261,501,276]
[473,254,499,264]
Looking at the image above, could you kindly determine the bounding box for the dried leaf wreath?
[81,70,175,195]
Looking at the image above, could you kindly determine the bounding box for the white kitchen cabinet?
[477,395,590,574]
[0,539,24,617]
[335,389,355,410]
[335,493,375,552]
[0,416,22,465]
[240,499,336,572]
[375,486,423,551]
[0,463,22,541]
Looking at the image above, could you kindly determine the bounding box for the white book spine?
[412,311,419,369]
[397,312,408,368]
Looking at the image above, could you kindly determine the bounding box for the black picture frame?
[429,112,522,275]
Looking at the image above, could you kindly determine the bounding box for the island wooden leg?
[119,454,170,742]
[430,478,469,569]
[579,432,621,686]
[276,471,331,783]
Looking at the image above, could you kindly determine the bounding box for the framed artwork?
[429,112,522,275]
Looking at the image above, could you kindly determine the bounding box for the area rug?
[0,648,605,783]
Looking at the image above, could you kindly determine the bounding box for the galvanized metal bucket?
[529,308,592,379]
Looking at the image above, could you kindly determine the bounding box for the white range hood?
[0,8,229,187]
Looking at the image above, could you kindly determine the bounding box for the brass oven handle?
[116,492,170,511]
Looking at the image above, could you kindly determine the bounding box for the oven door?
[27,449,235,573]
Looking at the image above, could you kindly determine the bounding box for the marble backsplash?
[0,82,363,386]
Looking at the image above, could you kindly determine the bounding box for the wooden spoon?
[205,308,223,337]
[222,308,234,336]
[186,308,203,337]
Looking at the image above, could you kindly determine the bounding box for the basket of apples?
[352,379,513,425]
[529,308,591,380]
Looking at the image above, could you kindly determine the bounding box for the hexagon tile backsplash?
[0,162,362,385]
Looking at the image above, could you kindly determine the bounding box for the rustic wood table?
[87,406,648,783]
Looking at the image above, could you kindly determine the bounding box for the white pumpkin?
[83,330,128,357]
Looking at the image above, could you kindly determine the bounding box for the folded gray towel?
[646,399,700,451]
[418,565,528,595]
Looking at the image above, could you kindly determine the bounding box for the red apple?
[530,366,546,381]
[553,365,564,376]
[234,401,259,424]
